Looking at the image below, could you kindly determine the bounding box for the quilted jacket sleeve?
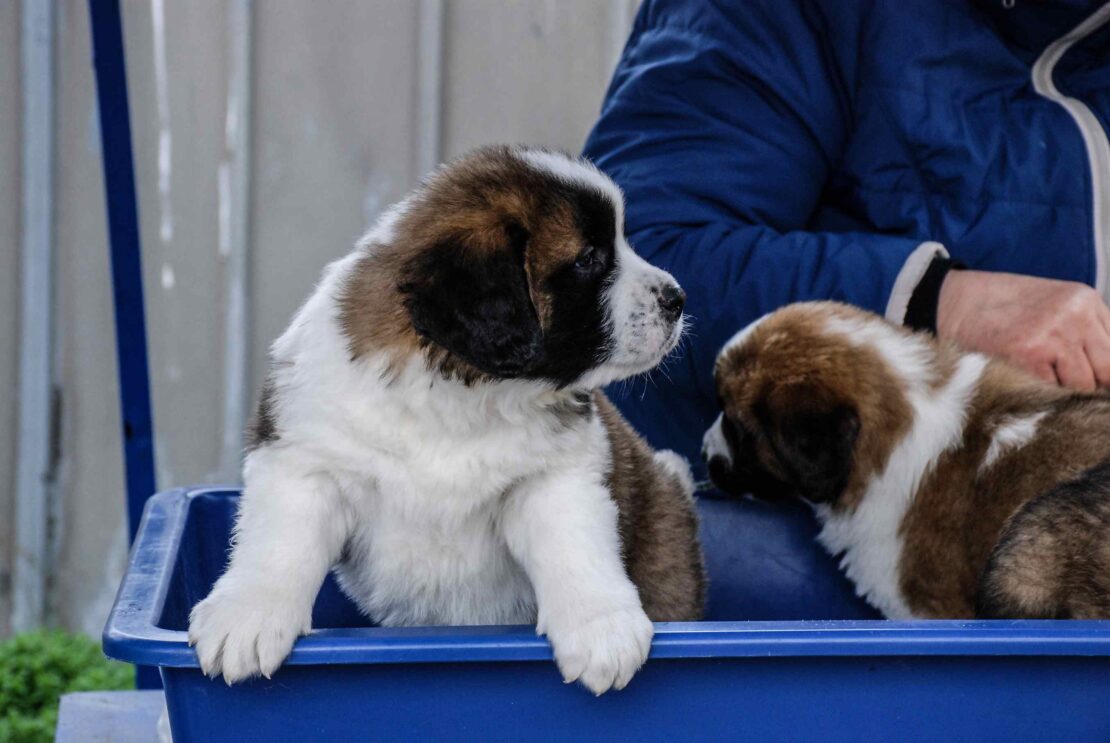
[583,0,937,425]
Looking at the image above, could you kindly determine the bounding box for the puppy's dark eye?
[574,246,602,270]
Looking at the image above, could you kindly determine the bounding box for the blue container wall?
[104,490,1110,743]
[161,655,1110,743]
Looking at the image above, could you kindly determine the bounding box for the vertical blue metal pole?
[88,0,161,691]
[87,0,157,544]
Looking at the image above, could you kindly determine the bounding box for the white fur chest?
[814,350,988,620]
[334,481,538,628]
[815,499,916,620]
[291,353,603,628]
[331,406,596,627]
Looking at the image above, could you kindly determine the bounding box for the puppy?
[702,301,1110,620]
[188,146,705,694]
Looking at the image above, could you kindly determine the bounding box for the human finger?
[1094,298,1110,342]
[1053,349,1097,392]
[1028,359,1058,386]
[1083,323,1110,388]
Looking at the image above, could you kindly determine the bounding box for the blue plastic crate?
[104,488,1110,742]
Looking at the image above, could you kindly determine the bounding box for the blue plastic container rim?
[104,488,1110,670]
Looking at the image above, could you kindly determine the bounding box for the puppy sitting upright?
[703,301,1110,620]
[189,146,705,694]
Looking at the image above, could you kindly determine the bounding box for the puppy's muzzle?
[701,414,791,501]
[701,414,732,489]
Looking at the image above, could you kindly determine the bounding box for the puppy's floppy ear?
[400,225,544,377]
[757,386,859,504]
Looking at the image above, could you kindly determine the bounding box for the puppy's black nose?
[658,285,686,319]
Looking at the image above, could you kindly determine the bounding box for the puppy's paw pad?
[188,588,309,684]
[549,606,654,695]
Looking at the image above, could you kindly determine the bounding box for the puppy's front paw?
[546,605,654,695]
[188,585,310,684]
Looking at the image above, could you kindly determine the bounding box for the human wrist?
[935,267,978,340]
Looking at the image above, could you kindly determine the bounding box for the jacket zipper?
[1031,2,1110,298]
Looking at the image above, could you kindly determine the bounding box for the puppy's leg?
[189,448,350,683]
[501,469,654,695]
[629,451,705,621]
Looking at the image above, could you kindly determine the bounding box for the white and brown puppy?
[702,301,1110,620]
[188,146,705,694]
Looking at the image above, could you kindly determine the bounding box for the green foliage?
[0,631,134,743]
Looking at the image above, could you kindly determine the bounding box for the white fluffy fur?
[520,150,625,222]
[188,152,683,695]
[980,412,1048,472]
[814,315,987,618]
[702,413,730,467]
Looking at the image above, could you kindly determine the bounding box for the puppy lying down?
[188,146,705,694]
[704,301,1110,620]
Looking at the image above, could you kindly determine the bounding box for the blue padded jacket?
[584,0,1110,470]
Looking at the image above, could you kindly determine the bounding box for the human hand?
[937,270,1110,390]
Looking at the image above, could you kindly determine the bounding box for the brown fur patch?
[245,374,280,451]
[336,146,595,383]
[337,248,424,373]
[595,393,706,620]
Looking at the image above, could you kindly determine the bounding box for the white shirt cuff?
[884,241,949,325]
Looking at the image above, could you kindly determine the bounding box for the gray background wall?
[1,1,22,639]
[0,0,640,637]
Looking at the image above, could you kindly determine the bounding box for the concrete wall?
[51,0,131,635]
[0,0,639,636]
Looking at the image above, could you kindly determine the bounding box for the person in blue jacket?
[583,0,1110,475]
